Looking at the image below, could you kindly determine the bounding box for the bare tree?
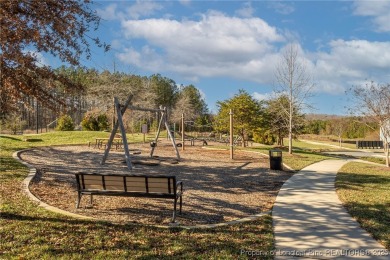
[274,43,314,154]
[171,95,195,123]
[266,95,304,146]
[350,81,390,167]
[332,119,345,148]
[171,85,208,124]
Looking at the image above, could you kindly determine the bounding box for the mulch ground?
[19,140,293,226]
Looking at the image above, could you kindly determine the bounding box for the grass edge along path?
[236,144,333,171]
[1,132,274,259]
[336,161,390,250]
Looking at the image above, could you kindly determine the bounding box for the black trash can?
[269,149,283,170]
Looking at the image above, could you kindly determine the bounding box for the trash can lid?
[269,149,282,157]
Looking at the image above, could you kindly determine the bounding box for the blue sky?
[56,1,390,115]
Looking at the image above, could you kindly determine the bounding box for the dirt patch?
[20,141,293,226]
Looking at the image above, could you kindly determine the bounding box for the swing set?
[100,95,180,170]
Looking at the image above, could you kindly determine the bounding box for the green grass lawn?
[358,157,387,165]
[290,138,358,151]
[242,146,331,171]
[336,162,390,250]
[0,131,274,259]
[298,135,358,149]
[234,140,334,171]
[292,139,339,150]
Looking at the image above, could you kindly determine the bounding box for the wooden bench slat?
[105,176,125,181]
[125,180,146,184]
[105,180,124,185]
[83,180,105,185]
[122,186,146,192]
[83,175,103,180]
[126,183,148,189]
[84,184,103,190]
[124,177,146,182]
[104,185,124,191]
[148,178,174,182]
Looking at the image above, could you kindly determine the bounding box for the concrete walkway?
[273,159,389,259]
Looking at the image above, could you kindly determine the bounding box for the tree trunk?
[288,75,293,154]
[385,142,390,167]
[277,129,282,146]
[288,102,293,154]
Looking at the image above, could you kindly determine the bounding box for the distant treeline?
[302,116,378,139]
[2,66,380,143]
[3,66,210,133]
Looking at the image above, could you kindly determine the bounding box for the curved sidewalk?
[273,159,389,259]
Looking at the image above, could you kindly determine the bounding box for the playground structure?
[100,95,180,170]
[100,98,238,166]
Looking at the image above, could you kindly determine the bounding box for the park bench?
[74,172,183,222]
[356,140,384,149]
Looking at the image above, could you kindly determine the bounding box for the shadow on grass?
[24,138,43,142]
[0,211,274,259]
[0,157,28,179]
[0,135,23,141]
[336,172,390,190]
[340,201,390,250]
[0,211,272,232]
[336,168,390,250]
[0,212,125,228]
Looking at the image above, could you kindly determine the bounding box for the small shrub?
[2,113,27,134]
[56,114,75,131]
[253,130,276,145]
[82,113,98,131]
[97,114,109,131]
[81,112,109,131]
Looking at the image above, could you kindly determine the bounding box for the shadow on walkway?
[273,159,389,259]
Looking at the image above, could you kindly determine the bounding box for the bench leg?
[76,192,81,208]
[172,199,177,222]
[90,194,93,206]
[172,196,183,222]
[179,195,182,214]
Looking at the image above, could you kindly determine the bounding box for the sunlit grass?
[336,162,390,250]
[358,157,386,165]
[291,139,339,150]
[219,140,334,171]
[242,146,332,171]
[298,135,358,149]
[312,139,357,149]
